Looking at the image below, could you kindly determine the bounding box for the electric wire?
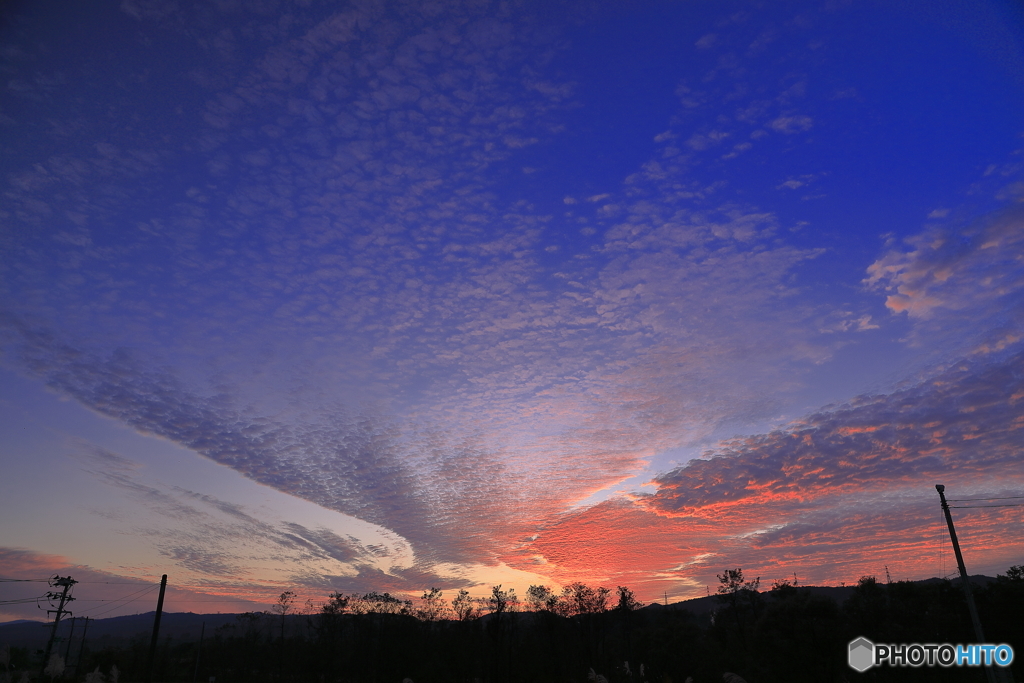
[951,503,1024,508]
[1,579,158,584]
[946,495,1024,501]
[75,581,158,585]
[73,598,166,602]
[65,599,250,603]
[5,580,261,623]
[75,584,160,619]
[77,587,158,619]
[163,599,260,603]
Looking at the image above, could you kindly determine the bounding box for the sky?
[1,0,1024,622]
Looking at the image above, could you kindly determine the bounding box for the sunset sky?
[2,0,1024,622]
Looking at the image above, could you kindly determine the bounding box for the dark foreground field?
[2,572,1021,683]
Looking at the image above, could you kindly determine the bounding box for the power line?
[0,597,49,605]
[951,503,1024,508]
[947,495,1024,502]
[172,599,261,602]
[76,584,160,619]
[2,579,160,585]
[79,596,156,619]
[53,582,159,587]
[73,598,169,602]
[54,597,264,603]
[35,581,160,586]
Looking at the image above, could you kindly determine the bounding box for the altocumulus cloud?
[67,441,442,597]
[523,214,1024,591]
[642,348,1024,515]
[3,0,1022,598]
[526,345,1024,591]
[0,0,858,584]
[866,205,1024,352]
[1,319,458,559]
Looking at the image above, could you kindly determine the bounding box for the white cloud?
[768,115,813,133]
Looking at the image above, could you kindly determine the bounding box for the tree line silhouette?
[8,566,1022,683]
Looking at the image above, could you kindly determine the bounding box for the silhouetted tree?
[615,586,642,612]
[560,582,611,616]
[417,587,450,621]
[714,568,761,661]
[452,588,478,621]
[271,591,295,679]
[526,584,554,612]
[63,566,1024,683]
[352,591,412,615]
[487,585,519,615]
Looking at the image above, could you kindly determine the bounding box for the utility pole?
[63,616,77,661]
[146,574,168,683]
[935,485,1006,683]
[74,617,91,677]
[192,621,204,683]
[42,575,77,671]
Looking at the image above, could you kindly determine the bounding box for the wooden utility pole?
[192,621,204,683]
[146,574,168,683]
[73,617,91,677]
[63,616,77,661]
[42,575,77,670]
[935,485,1007,683]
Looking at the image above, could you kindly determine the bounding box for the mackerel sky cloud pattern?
[1,0,1023,617]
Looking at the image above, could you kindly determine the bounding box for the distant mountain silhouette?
[0,575,999,651]
[0,612,240,650]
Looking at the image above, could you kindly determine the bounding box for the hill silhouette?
[1,572,1018,683]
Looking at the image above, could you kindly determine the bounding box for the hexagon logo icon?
[848,637,875,672]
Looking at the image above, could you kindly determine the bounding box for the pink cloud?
[510,347,1024,600]
[866,207,1024,332]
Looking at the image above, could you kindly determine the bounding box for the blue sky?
[1,0,1023,620]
